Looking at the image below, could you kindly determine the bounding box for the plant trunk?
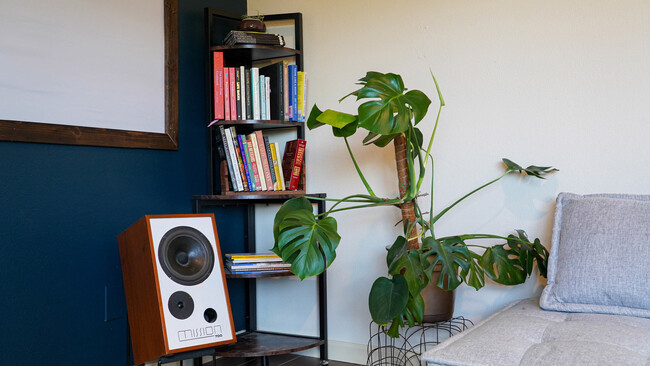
[394,134,419,250]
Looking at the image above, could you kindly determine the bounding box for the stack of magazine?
[223,30,285,47]
[224,252,291,274]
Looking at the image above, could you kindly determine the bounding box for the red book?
[213,52,224,120]
[282,139,306,190]
[246,135,262,190]
[254,130,274,191]
[229,67,237,120]
[224,68,231,120]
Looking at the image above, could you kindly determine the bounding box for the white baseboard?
[295,339,367,364]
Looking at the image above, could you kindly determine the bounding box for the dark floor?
[204,354,362,366]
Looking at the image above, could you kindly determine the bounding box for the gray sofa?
[422,193,650,366]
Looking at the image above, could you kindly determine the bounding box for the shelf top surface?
[193,192,326,203]
[211,44,300,62]
[214,331,324,357]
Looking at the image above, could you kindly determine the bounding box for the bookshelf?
[193,8,328,365]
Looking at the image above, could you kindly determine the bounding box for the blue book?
[288,64,298,121]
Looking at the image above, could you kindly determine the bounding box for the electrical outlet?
[104,285,124,322]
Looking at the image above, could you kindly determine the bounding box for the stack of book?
[212,52,307,122]
[225,253,291,274]
[216,124,306,192]
[223,30,286,47]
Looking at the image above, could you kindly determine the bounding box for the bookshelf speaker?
[118,214,236,365]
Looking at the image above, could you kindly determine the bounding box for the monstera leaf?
[502,158,558,179]
[355,72,431,136]
[480,245,527,285]
[272,197,341,279]
[368,275,409,325]
[422,237,472,290]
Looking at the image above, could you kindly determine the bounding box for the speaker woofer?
[158,226,215,286]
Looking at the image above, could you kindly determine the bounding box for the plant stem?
[345,137,376,197]
[430,170,512,225]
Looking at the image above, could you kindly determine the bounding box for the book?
[282,61,290,120]
[265,76,271,121]
[235,67,242,120]
[288,64,298,121]
[227,264,291,272]
[259,62,284,121]
[225,252,283,263]
[228,126,248,191]
[237,134,255,191]
[282,139,306,190]
[259,73,267,120]
[297,71,306,122]
[229,67,237,120]
[272,142,286,190]
[255,131,274,191]
[248,133,267,191]
[218,125,241,191]
[223,30,285,46]
[263,135,277,190]
[224,67,231,120]
[239,66,247,120]
[245,134,262,190]
[224,126,244,191]
[251,68,261,120]
[212,52,225,120]
[229,127,248,191]
[244,68,253,119]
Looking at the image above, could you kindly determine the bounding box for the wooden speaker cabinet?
[118,214,236,365]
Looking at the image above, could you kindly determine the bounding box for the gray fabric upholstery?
[539,192,650,317]
[422,193,650,365]
[421,298,650,366]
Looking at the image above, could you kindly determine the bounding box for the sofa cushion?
[421,298,650,366]
[539,192,650,318]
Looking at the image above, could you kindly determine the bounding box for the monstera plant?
[272,71,557,337]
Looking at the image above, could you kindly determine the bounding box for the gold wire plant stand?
[367,317,473,366]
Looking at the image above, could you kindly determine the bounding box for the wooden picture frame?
[0,0,179,150]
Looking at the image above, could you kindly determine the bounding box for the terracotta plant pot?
[421,266,455,323]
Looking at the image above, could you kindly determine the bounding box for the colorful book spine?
[263,135,277,190]
[255,131,274,191]
[235,67,242,120]
[251,68,261,120]
[217,125,237,190]
[282,61,289,121]
[237,135,255,191]
[274,142,286,190]
[229,67,237,120]
[265,76,271,120]
[239,66,247,120]
[229,127,248,191]
[245,135,262,190]
[245,68,253,119]
[290,65,298,121]
[282,139,306,190]
[297,71,306,122]
[248,133,267,191]
[269,142,283,190]
[212,52,224,120]
[223,67,231,120]
[224,126,244,191]
[259,74,267,120]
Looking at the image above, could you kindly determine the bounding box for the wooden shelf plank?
[214,331,324,358]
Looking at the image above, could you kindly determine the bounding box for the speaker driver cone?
[168,291,194,320]
[158,226,215,286]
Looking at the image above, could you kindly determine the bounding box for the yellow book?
[271,142,286,190]
[297,71,306,122]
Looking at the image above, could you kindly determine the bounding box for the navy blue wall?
[0,1,245,364]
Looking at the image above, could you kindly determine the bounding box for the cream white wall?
[249,0,650,363]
